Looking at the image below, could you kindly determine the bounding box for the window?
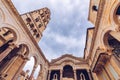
[38,24,42,28]
[26,18,31,22]
[80,73,86,80]
[35,18,39,22]
[29,23,34,28]
[92,5,98,11]
[53,73,58,80]
[40,13,44,17]
[36,33,40,38]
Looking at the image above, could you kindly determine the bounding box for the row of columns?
[47,69,92,80]
[0,43,30,80]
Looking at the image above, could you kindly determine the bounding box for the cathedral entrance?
[62,65,74,80]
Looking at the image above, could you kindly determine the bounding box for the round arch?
[18,44,29,56]
[0,27,17,42]
[113,2,120,25]
[103,30,112,49]
[62,65,74,78]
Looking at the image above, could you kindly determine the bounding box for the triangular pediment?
[50,54,85,65]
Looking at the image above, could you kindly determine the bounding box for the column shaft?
[0,43,16,62]
[29,66,37,79]
[74,70,77,80]
[48,70,51,80]
[60,70,62,80]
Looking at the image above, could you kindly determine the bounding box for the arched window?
[63,65,74,78]
[80,73,85,80]
[92,5,98,11]
[53,73,58,80]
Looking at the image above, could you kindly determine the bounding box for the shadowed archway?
[63,65,74,79]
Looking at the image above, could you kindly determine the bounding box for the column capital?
[74,70,77,80]
[0,73,8,80]
[8,43,17,49]
[48,70,51,73]
[17,52,29,60]
[60,69,63,74]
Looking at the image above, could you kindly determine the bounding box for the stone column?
[0,43,16,62]
[74,70,77,80]
[87,70,93,80]
[48,70,51,80]
[60,70,62,80]
[37,70,42,80]
[13,56,29,80]
[29,65,37,79]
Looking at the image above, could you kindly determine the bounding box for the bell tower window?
[92,5,98,11]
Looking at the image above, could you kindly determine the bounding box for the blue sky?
[12,0,93,61]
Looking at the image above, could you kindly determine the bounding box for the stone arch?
[106,34,120,58]
[0,23,22,45]
[0,43,30,80]
[103,30,112,49]
[80,72,85,80]
[0,8,5,24]
[0,27,17,47]
[108,1,119,26]
[61,60,74,68]
[53,73,58,80]
[99,26,115,50]
[62,65,74,78]
[113,2,120,25]
[76,69,90,80]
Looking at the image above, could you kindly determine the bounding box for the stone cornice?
[88,0,106,60]
[92,53,110,73]
[50,61,88,66]
[50,54,85,64]
[84,27,94,59]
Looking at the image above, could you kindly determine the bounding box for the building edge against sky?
[0,0,120,80]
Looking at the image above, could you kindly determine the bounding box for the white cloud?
[12,0,92,61]
[23,57,35,75]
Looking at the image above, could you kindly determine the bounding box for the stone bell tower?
[21,7,50,42]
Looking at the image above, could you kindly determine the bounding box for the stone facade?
[0,0,120,80]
